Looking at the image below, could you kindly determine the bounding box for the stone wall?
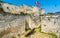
[41,17,60,38]
[0,2,45,15]
[2,3,21,14]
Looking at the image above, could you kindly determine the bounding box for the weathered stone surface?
[41,17,60,38]
[0,12,60,38]
[0,12,39,38]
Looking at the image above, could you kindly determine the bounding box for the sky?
[2,0,60,13]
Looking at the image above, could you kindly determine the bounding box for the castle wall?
[41,17,60,38]
[1,3,21,14]
[0,2,45,15]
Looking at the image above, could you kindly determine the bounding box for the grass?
[17,34,20,37]
[40,14,44,16]
[41,32,57,38]
[47,33,57,38]
[36,25,41,32]
[11,36,16,38]
[47,13,52,16]
[17,25,57,38]
[25,27,31,32]
[35,25,57,38]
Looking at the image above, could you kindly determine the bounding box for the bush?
[41,32,57,38]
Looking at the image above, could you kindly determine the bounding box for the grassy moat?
[10,26,57,38]
[0,25,57,38]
